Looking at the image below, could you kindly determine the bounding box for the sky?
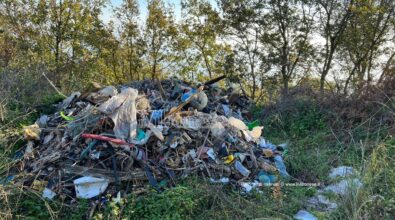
[100,0,217,25]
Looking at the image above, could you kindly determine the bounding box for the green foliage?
[14,196,52,220]
[125,186,199,220]
[65,199,90,220]
[329,138,395,219]
[286,131,335,182]
[38,93,64,115]
[262,99,327,139]
[0,189,89,220]
[1,92,63,128]
[115,177,317,219]
[145,0,177,79]
[179,0,229,80]
[115,0,145,82]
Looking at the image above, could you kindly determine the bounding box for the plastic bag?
[99,88,138,141]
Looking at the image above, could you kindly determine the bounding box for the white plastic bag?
[99,88,138,141]
[74,176,109,199]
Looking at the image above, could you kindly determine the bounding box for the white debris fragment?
[42,188,56,200]
[228,117,248,130]
[324,178,362,196]
[210,177,230,184]
[99,88,138,141]
[37,115,49,128]
[74,176,109,199]
[43,132,54,145]
[210,121,225,138]
[240,181,260,193]
[24,141,34,157]
[307,193,338,211]
[207,148,216,160]
[329,166,354,179]
[294,210,317,220]
[60,92,81,109]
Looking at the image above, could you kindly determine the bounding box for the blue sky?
[101,0,192,24]
[101,0,217,24]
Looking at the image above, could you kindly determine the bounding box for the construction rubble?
[9,77,290,201]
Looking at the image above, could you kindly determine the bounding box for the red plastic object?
[81,133,134,147]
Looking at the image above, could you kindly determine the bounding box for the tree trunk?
[152,55,157,80]
[319,70,327,93]
[283,75,289,95]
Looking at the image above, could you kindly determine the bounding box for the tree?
[263,0,315,94]
[220,0,315,97]
[341,0,395,94]
[145,0,177,80]
[115,0,145,81]
[180,0,226,79]
[316,0,355,93]
[219,0,266,100]
[0,0,46,68]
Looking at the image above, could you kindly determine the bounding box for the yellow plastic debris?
[31,180,48,191]
[262,149,274,157]
[23,124,41,141]
[223,155,235,164]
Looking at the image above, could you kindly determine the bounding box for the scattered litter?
[24,141,34,158]
[148,123,164,141]
[113,191,122,204]
[258,170,277,185]
[99,88,138,141]
[60,92,81,109]
[98,85,118,96]
[222,104,231,116]
[207,148,216,161]
[274,155,290,177]
[211,122,225,138]
[240,181,260,193]
[223,155,234,164]
[87,86,118,103]
[23,124,41,141]
[278,143,288,150]
[74,176,109,199]
[328,166,354,179]
[150,109,164,121]
[235,161,251,177]
[228,117,248,130]
[259,138,277,150]
[42,188,57,200]
[248,126,263,139]
[324,178,362,196]
[9,78,290,202]
[181,88,197,102]
[307,193,338,211]
[294,210,317,220]
[181,117,202,130]
[247,120,260,130]
[43,132,54,145]
[210,177,230,184]
[60,111,75,121]
[189,91,208,111]
[37,115,49,128]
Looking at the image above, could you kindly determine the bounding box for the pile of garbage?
[11,76,290,200]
